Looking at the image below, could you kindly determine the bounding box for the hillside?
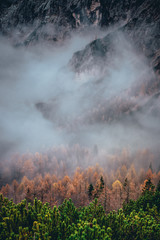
[0,0,160,227]
[0,180,160,239]
[0,1,160,239]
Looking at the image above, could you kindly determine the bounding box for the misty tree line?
[0,146,160,211]
[0,146,158,186]
[0,161,160,212]
[0,179,160,240]
[0,146,160,239]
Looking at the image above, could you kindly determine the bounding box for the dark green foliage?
[0,192,160,240]
[88,184,94,200]
[123,179,160,215]
[157,180,160,192]
[142,178,155,194]
[100,176,105,191]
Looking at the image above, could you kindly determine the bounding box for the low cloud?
[0,28,159,165]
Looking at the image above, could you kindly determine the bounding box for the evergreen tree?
[156,180,160,192]
[88,184,94,200]
[100,176,105,191]
[142,178,155,194]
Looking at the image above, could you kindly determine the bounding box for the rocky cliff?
[0,0,160,132]
[0,0,159,77]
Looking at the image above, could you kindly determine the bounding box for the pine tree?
[142,178,155,194]
[100,176,105,191]
[88,184,94,200]
[156,180,160,192]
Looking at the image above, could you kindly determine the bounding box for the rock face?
[0,0,102,44]
[0,0,160,128]
[0,0,159,72]
[69,1,160,74]
[68,0,160,100]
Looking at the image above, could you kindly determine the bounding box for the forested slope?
[1,148,160,211]
[0,179,160,240]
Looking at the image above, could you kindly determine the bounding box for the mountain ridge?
[0,0,160,145]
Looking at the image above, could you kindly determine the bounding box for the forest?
[0,146,160,211]
[0,146,160,239]
[0,0,160,239]
[0,178,160,240]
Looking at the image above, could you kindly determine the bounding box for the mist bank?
[0,27,160,165]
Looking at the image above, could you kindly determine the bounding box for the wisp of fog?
[0,30,160,162]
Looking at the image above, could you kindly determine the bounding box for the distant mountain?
[0,0,159,80]
[0,0,160,131]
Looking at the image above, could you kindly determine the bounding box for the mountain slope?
[0,0,160,150]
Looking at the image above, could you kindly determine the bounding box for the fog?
[0,29,160,162]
